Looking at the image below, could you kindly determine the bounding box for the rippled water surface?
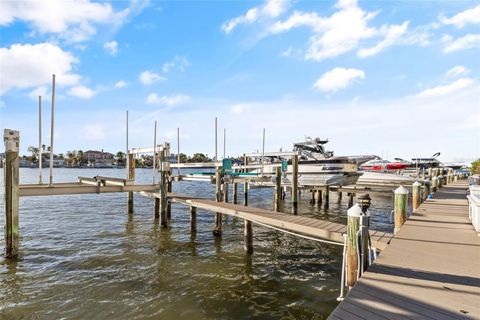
[0,168,407,319]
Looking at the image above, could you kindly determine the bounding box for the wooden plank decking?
[328,181,480,320]
[139,191,393,250]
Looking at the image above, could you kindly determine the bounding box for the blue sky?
[0,0,479,161]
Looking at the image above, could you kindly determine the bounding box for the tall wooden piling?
[274,166,282,212]
[3,129,20,259]
[346,204,361,288]
[167,176,172,219]
[214,167,223,236]
[315,189,322,205]
[243,155,248,206]
[224,181,229,203]
[424,181,431,200]
[412,181,421,211]
[127,153,135,214]
[348,193,355,208]
[159,143,169,228]
[394,186,408,233]
[233,182,238,204]
[322,186,330,209]
[337,191,342,203]
[190,206,197,233]
[244,220,253,253]
[291,154,299,214]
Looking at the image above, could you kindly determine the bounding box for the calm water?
[0,168,405,319]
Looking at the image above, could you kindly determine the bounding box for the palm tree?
[27,146,39,162]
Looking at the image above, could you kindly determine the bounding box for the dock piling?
[438,175,444,189]
[127,153,135,214]
[214,167,223,236]
[412,181,421,211]
[394,186,408,233]
[233,182,238,204]
[274,166,282,212]
[3,129,20,259]
[346,204,361,288]
[322,186,329,209]
[159,143,170,228]
[244,220,253,253]
[190,206,197,233]
[291,154,299,214]
[431,176,438,193]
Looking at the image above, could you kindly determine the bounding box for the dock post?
[153,198,160,219]
[274,166,282,212]
[394,186,408,233]
[3,129,20,259]
[315,189,322,205]
[348,193,355,208]
[291,154,299,214]
[243,155,248,206]
[454,174,458,182]
[346,204,361,288]
[427,167,432,178]
[431,176,438,193]
[438,175,444,189]
[224,181,229,203]
[322,186,330,209]
[159,143,170,228]
[214,167,223,236]
[233,182,238,204]
[244,220,253,254]
[127,153,135,214]
[424,181,431,200]
[190,206,197,233]
[337,191,342,203]
[310,190,315,204]
[412,181,421,211]
[167,175,172,219]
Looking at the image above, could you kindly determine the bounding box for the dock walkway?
[140,191,393,250]
[328,181,480,320]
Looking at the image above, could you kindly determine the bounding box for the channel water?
[0,168,406,319]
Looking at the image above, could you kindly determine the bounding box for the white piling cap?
[394,185,409,194]
[432,176,437,180]
[347,204,363,217]
[412,181,422,187]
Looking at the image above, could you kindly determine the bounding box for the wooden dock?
[328,181,480,320]
[140,191,394,250]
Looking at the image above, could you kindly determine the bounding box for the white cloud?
[357,21,409,57]
[114,80,129,88]
[28,86,49,100]
[313,67,365,92]
[68,85,96,99]
[440,5,480,28]
[443,34,480,53]
[445,66,470,78]
[103,40,118,55]
[231,104,251,114]
[222,0,289,33]
[83,124,105,140]
[0,43,80,95]
[139,71,165,85]
[162,55,190,73]
[146,94,190,106]
[266,0,412,61]
[0,0,130,42]
[414,78,475,98]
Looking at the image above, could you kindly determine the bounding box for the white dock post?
[3,129,20,259]
[412,181,421,211]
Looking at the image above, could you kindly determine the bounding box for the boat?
[359,159,410,171]
[238,137,376,187]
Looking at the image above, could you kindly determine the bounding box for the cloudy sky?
[0,0,479,161]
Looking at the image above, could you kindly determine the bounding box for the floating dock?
[328,180,480,320]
